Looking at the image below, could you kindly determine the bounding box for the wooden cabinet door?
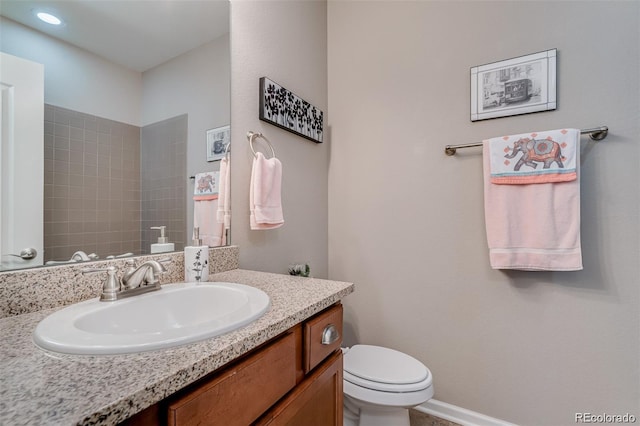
[256,350,343,426]
[167,332,297,426]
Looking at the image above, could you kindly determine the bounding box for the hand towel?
[216,157,231,229]
[193,171,219,201]
[482,128,582,271]
[489,129,578,184]
[250,152,284,230]
[193,171,224,246]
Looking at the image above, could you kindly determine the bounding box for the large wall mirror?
[0,0,230,272]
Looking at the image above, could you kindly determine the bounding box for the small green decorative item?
[288,263,310,277]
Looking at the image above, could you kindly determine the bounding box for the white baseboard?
[415,399,518,426]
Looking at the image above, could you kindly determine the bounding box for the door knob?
[6,248,37,260]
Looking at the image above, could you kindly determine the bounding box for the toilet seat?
[344,370,431,393]
[342,344,435,422]
[343,345,432,393]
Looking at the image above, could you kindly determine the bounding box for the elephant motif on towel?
[504,137,565,171]
[197,174,215,193]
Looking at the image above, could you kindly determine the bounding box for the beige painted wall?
[230,1,329,278]
[328,1,639,425]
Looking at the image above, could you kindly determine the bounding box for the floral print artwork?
[259,77,323,143]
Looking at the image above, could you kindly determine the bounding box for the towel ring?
[223,140,231,160]
[247,131,276,158]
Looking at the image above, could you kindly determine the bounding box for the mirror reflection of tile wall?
[140,114,187,253]
[43,106,188,262]
[43,105,142,262]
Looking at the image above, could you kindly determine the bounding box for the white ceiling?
[0,0,230,72]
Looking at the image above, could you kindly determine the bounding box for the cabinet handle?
[321,324,340,345]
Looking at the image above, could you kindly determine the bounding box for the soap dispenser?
[184,227,209,282]
[150,226,175,253]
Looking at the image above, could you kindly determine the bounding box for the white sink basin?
[33,282,270,355]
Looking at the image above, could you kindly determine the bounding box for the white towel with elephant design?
[486,128,579,185]
[482,128,582,271]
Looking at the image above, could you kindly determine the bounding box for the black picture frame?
[259,77,323,143]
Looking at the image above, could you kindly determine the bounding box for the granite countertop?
[0,269,354,426]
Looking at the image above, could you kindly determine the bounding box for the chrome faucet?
[82,259,169,302]
[71,251,99,261]
[46,251,99,265]
[121,260,167,290]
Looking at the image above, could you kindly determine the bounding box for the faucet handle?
[82,266,121,301]
[81,266,117,275]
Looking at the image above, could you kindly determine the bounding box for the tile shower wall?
[140,115,187,253]
[43,105,141,262]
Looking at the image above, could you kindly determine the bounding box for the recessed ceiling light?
[35,11,63,26]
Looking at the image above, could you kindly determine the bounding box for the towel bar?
[444,126,608,156]
[247,131,276,158]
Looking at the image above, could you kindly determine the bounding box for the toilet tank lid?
[343,344,429,385]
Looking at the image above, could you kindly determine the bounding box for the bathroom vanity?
[127,303,344,425]
[0,258,354,425]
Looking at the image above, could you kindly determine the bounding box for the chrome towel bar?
[444,126,608,156]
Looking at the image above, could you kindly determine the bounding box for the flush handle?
[321,324,340,345]
[6,248,37,260]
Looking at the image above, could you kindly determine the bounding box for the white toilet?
[342,345,434,426]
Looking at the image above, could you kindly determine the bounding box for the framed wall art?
[259,77,323,143]
[471,49,557,122]
[206,125,230,162]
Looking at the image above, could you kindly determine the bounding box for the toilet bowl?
[343,345,434,426]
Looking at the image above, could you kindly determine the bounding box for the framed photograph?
[259,77,323,143]
[471,49,556,121]
[206,125,230,162]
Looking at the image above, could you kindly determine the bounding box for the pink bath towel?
[482,129,582,271]
[250,152,284,230]
[216,157,231,230]
[194,199,225,247]
[193,171,225,246]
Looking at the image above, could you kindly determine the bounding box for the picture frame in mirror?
[206,125,231,162]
